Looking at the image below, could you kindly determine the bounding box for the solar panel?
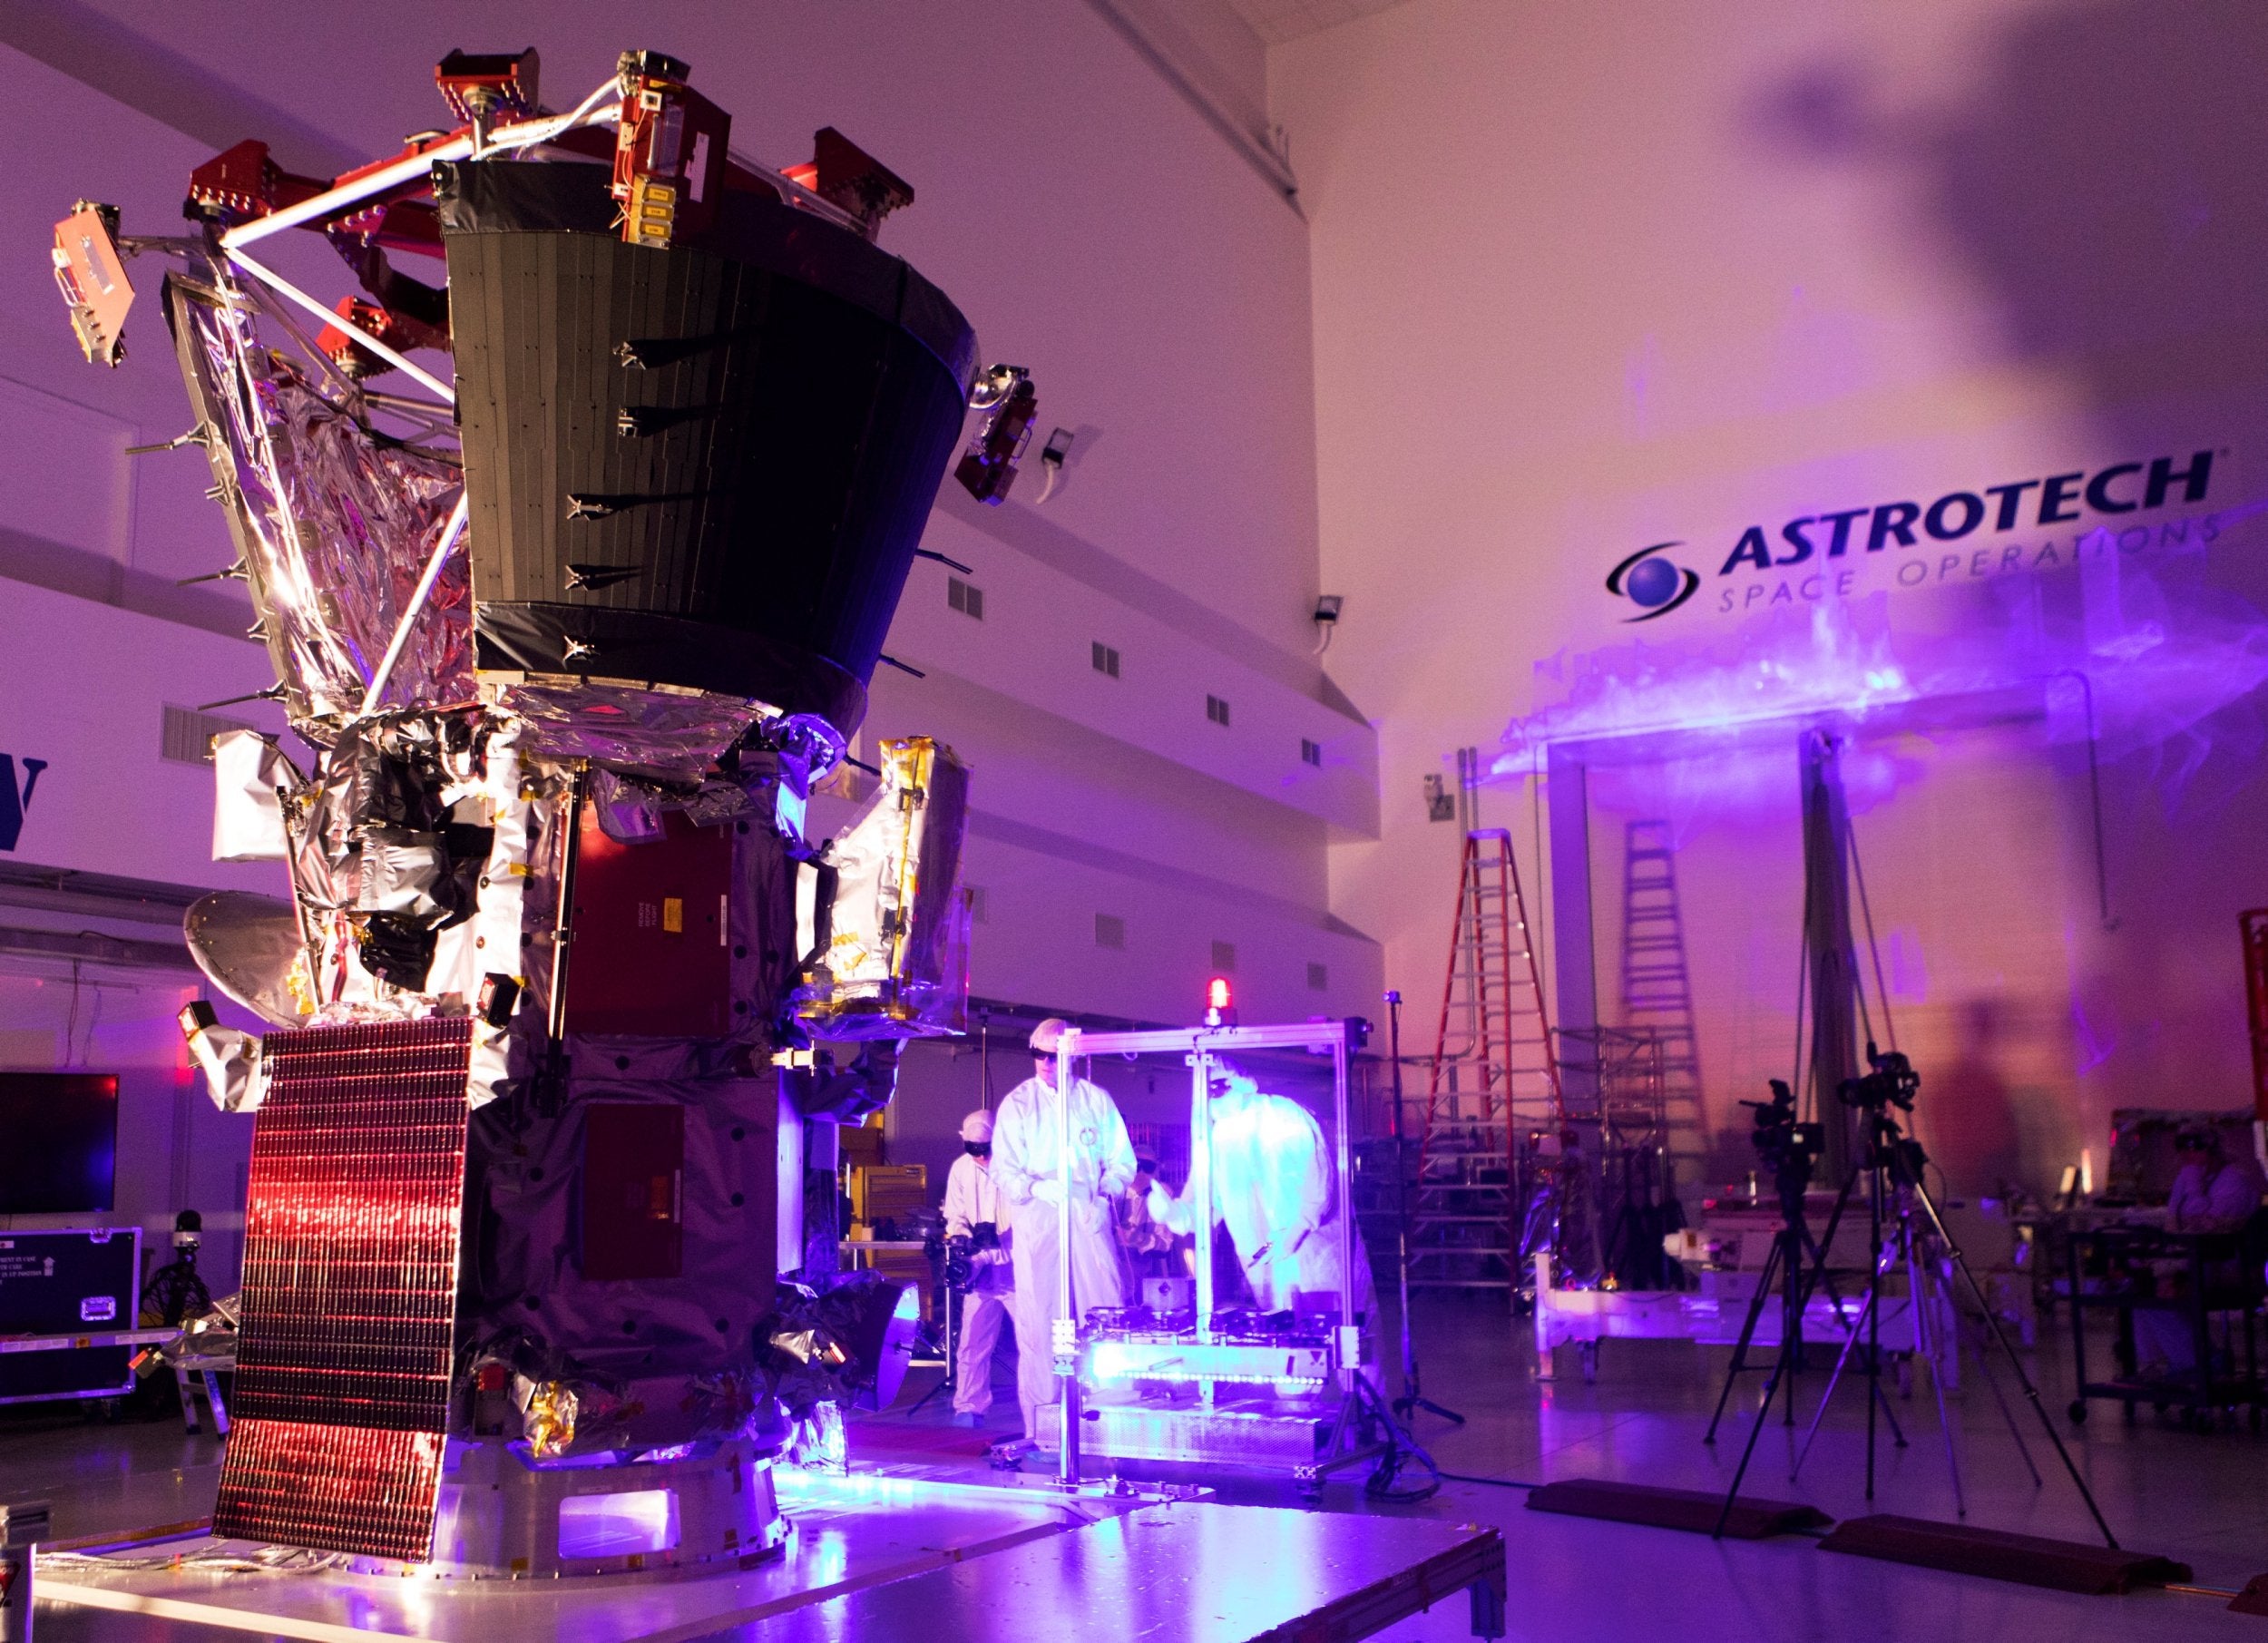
[213,1420,447,1563]
[213,1017,473,1562]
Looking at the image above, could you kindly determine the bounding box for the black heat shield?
[435,161,977,735]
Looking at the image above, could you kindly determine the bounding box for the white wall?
[1277,0,2268,1193]
[0,586,293,885]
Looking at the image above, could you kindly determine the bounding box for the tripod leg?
[1793,1165,1863,1315]
[1392,1209,1465,1428]
[1803,1217,1895,1453]
[1705,1236,1784,1444]
[1788,1167,1879,1432]
[1804,1224,1869,1345]
[1835,1222,1910,1447]
[1908,1177,2121,1550]
[1793,1276,1877,1481]
[1872,1374,1909,1447]
[911,1284,959,1414]
[1393,1134,1427,1415]
[1782,1234,1802,1428]
[1907,1227,1965,1519]
[1866,1158,1884,1503]
[1796,1234,1905,1479]
[1714,1328,1796,1537]
[1967,1307,2042,1486]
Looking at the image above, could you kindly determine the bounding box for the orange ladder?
[1409,828,1563,1301]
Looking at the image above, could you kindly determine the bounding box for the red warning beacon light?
[1203,975,1235,1029]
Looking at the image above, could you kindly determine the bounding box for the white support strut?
[224,247,456,402]
[1057,1028,1082,1486]
[359,492,471,717]
[215,77,630,408]
[219,78,625,253]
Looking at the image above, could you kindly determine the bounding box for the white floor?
[1360,1298,2264,1641]
[895,1293,2268,1642]
[9,1296,2264,1641]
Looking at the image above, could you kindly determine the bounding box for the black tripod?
[1790,1121,2001,1511]
[1811,1051,2111,1542]
[1706,1081,1911,1535]
[1703,1095,1906,1452]
[1384,992,1463,1428]
[906,1241,956,1416]
[1722,1050,2119,1547]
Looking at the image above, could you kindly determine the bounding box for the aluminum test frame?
[1046,1018,1384,1491]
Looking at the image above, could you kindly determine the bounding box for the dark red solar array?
[213,1017,473,1562]
[214,1419,447,1564]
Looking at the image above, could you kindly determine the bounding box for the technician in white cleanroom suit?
[991,1018,1137,1448]
[941,1109,1013,1428]
[1152,1062,1374,1318]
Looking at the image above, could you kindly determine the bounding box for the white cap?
[960,1109,995,1143]
[1028,1017,1071,1054]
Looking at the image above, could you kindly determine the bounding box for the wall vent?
[161,703,252,766]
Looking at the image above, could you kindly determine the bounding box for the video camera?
[1837,1042,1931,1178]
[1835,1042,1919,1114]
[939,1220,1001,1290]
[1739,1079,1823,1203]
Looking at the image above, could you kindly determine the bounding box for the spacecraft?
[55,46,1023,1572]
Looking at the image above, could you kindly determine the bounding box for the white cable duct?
[455,728,534,1109]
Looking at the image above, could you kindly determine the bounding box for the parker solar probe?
[54,44,1015,1575]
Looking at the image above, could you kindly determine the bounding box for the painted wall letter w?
[0,754,48,851]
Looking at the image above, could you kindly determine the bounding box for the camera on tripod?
[1836,1042,1919,1113]
[1740,1079,1823,1199]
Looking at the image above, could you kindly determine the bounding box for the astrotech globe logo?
[1604,542,1700,621]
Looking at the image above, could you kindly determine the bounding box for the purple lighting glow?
[1495,526,2268,811]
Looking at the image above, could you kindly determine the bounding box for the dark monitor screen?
[0,1072,120,1213]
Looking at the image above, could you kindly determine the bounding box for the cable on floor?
[1355,1375,1442,1503]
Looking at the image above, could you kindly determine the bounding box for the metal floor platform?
[32,1468,1506,1643]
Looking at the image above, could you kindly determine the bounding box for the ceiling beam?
[1085,0,1301,209]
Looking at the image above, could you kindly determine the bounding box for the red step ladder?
[1409,828,1563,1301]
